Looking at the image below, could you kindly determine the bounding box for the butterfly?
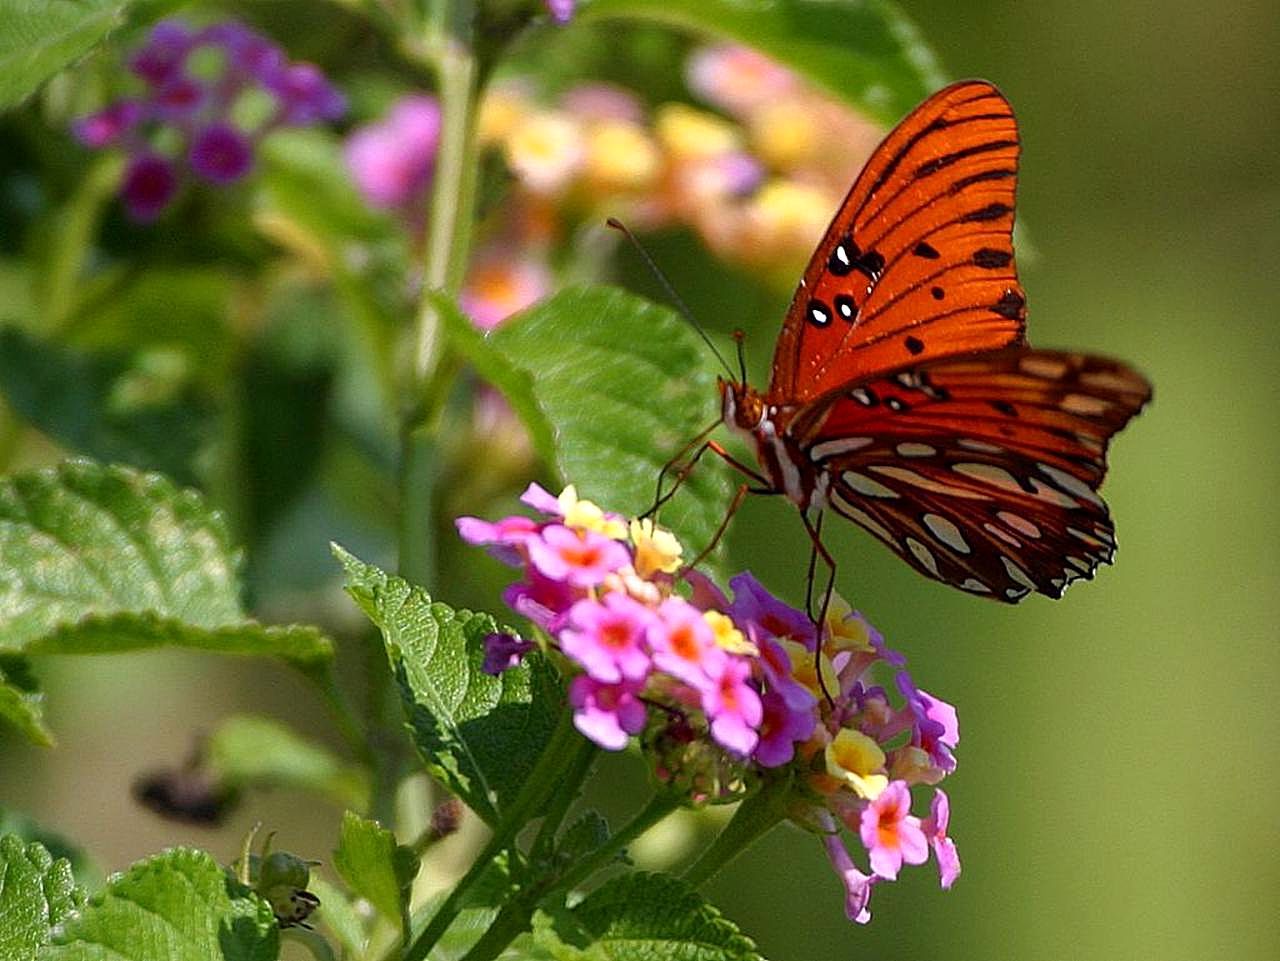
[716,79,1151,602]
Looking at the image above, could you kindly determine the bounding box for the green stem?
[455,790,682,961]
[309,666,373,767]
[529,739,598,861]
[681,776,793,888]
[400,708,582,961]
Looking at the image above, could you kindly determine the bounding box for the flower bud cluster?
[73,19,345,221]
[460,484,960,922]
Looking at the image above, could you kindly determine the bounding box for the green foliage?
[0,810,95,887]
[336,545,562,826]
[534,871,764,961]
[43,847,279,961]
[308,875,367,958]
[0,1,133,110]
[0,460,332,662]
[581,0,944,125]
[0,655,52,746]
[332,811,419,927]
[0,835,83,961]
[206,714,370,811]
[488,285,731,555]
[555,811,612,865]
[0,328,213,486]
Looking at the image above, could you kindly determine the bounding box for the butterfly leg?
[682,481,751,572]
[645,421,719,520]
[799,508,838,705]
[803,510,825,619]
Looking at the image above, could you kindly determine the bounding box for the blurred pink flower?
[344,95,441,211]
[459,250,552,330]
[686,44,798,116]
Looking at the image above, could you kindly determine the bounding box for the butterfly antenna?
[606,217,736,379]
[733,329,748,384]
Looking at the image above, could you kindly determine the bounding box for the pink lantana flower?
[560,594,654,683]
[455,514,539,566]
[822,822,878,924]
[729,572,816,650]
[648,598,725,689]
[859,780,929,880]
[569,676,646,750]
[702,656,762,756]
[527,524,629,587]
[753,688,815,768]
[923,789,961,889]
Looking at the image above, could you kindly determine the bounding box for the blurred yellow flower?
[583,120,661,195]
[748,98,823,170]
[505,111,585,194]
[704,610,757,656]
[654,103,741,162]
[479,83,532,146]
[558,484,627,539]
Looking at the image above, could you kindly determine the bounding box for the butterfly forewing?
[769,80,1026,404]
[799,349,1151,600]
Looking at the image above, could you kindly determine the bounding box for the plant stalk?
[681,776,792,888]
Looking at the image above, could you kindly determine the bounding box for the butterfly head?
[719,378,765,433]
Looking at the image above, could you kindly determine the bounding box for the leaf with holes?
[579,0,943,126]
[0,460,333,673]
[0,835,83,961]
[332,811,419,927]
[42,847,278,961]
[488,285,731,557]
[532,871,764,961]
[335,545,562,825]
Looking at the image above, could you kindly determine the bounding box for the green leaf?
[0,327,213,486]
[533,871,765,961]
[580,0,945,125]
[43,847,279,961]
[0,811,96,888]
[205,714,370,811]
[332,811,418,927]
[556,812,611,865]
[488,285,731,554]
[308,875,367,959]
[0,656,52,747]
[335,545,562,825]
[0,1,130,111]
[433,290,556,466]
[0,460,333,672]
[0,835,83,961]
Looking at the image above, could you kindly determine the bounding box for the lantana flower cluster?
[73,19,345,221]
[459,484,960,923]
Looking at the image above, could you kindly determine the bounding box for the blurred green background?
[2,1,1277,960]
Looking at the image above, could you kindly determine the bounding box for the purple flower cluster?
[459,484,962,923]
[72,19,345,221]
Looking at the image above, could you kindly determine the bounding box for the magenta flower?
[74,18,343,222]
[859,780,928,880]
[72,100,143,148]
[569,676,646,750]
[527,524,628,587]
[120,153,178,222]
[922,789,960,889]
[519,482,562,516]
[482,632,535,676]
[822,826,877,924]
[344,95,441,211]
[753,688,815,767]
[560,594,653,683]
[702,657,762,756]
[648,598,724,689]
[502,572,577,632]
[545,0,575,23]
[729,572,816,650]
[896,672,959,775]
[189,123,253,183]
[756,635,817,713]
[456,513,539,565]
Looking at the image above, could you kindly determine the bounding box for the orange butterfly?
[716,80,1151,601]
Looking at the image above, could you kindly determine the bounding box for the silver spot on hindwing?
[1002,556,1037,590]
[954,461,1024,493]
[851,388,875,406]
[896,442,937,458]
[870,466,991,500]
[958,439,1004,453]
[842,471,899,499]
[923,513,970,554]
[811,437,874,460]
[984,522,1021,547]
[997,511,1041,538]
[906,537,940,576]
[1037,463,1103,507]
[960,578,991,593]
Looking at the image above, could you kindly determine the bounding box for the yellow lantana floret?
[505,111,585,194]
[629,518,683,578]
[704,610,757,656]
[558,485,627,539]
[823,591,875,655]
[584,121,661,194]
[654,103,741,161]
[778,638,838,700]
[824,728,888,800]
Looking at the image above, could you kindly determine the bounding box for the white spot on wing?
[923,513,970,554]
[906,537,940,576]
[811,437,873,460]
[1029,479,1080,509]
[1067,526,1103,547]
[1002,556,1037,590]
[954,461,1024,493]
[842,471,899,499]
[1019,355,1070,379]
[851,388,875,406]
[1037,463,1103,507]
[1066,555,1092,572]
[984,522,1022,547]
[870,466,991,500]
[997,511,1041,538]
[958,439,1004,453]
[960,578,991,593]
[896,442,936,458]
[1061,393,1110,416]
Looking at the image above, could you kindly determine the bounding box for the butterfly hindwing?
[797,349,1151,601]
[769,80,1025,404]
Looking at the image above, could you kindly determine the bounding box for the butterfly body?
[716,80,1151,602]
